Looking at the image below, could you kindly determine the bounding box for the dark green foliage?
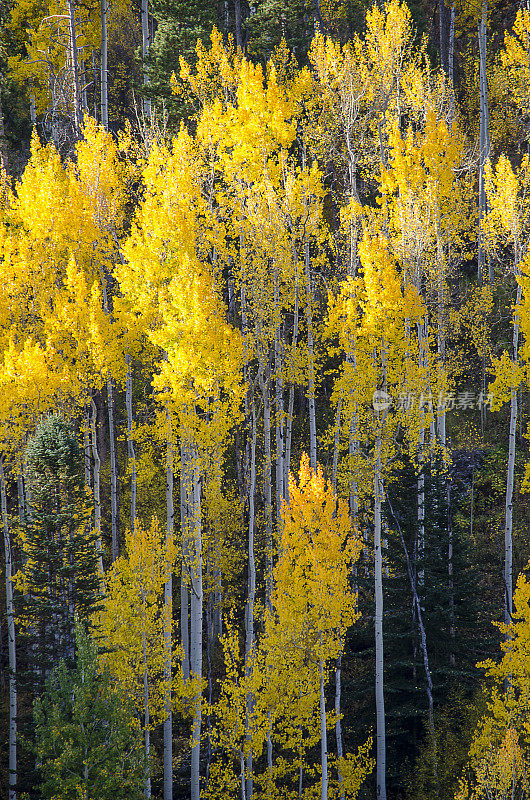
[246,0,315,64]
[34,624,145,800]
[21,414,100,685]
[144,0,220,123]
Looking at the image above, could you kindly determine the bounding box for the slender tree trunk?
[90,399,105,578]
[439,0,447,72]
[374,429,386,800]
[284,276,299,501]
[319,657,328,800]
[245,397,258,800]
[305,244,317,472]
[100,0,108,129]
[141,0,151,117]
[0,92,8,175]
[126,356,137,530]
[335,651,345,800]
[84,406,92,491]
[260,372,273,607]
[190,449,203,800]
[1,458,16,800]
[67,0,82,133]
[107,377,119,561]
[477,0,491,286]
[332,401,342,494]
[234,0,242,50]
[164,418,174,800]
[448,4,455,121]
[387,494,437,777]
[180,442,190,683]
[142,619,152,799]
[302,145,317,471]
[275,321,285,519]
[91,52,98,120]
[504,282,522,627]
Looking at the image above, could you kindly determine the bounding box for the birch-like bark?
[164,418,174,800]
[439,0,447,73]
[335,651,345,800]
[180,442,190,683]
[17,475,25,528]
[387,494,436,748]
[107,377,119,562]
[90,399,104,578]
[302,145,317,471]
[1,458,16,800]
[305,243,317,472]
[141,0,151,117]
[259,371,272,607]
[245,397,258,800]
[319,657,328,800]
[448,4,455,121]
[504,281,522,627]
[275,321,285,519]
[234,0,242,50]
[0,92,8,175]
[84,406,92,491]
[284,276,299,501]
[374,427,386,800]
[189,449,203,800]
[477,1,491,286]
[142,612,151,799]
[332,401,342,494]
[67,0,82,133]
[126,356,137,530]
[100,0,108,129]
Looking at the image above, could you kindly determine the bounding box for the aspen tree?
[119,123,245,800]
[456,569,530,800]
[486,156,530,628]
[329,222,432,800]
[1,457,16,800]
[95,518,178,799]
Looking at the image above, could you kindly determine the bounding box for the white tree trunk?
[1,458,17,800]
[90,399,104,579]
[284,274,299,501]
[142,619,151,799]
[67,0,82,133]
[305,245,317,472]
[332,401,342,494]
[504,282,522,626]
[107,377,119,562]
[0,91,8,174]
[374,431,386,800]
[448,4,455,121]
[84,406,92,491]
[477,1,491,285]
[126,356,137,531]
[260,372,273,607]
[100,0,108,129]
[141,0,151,117]
[190,450,203,800]
[335,651,344,800]
[245,399,258,799]
[275,323,285,519]
[164,419,174,800]
[180,442,190,683]
[319,657,328,800]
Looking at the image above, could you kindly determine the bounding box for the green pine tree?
[20,414,101,686]
[34,623,145,800]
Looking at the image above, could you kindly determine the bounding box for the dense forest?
[1,1,530,799]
